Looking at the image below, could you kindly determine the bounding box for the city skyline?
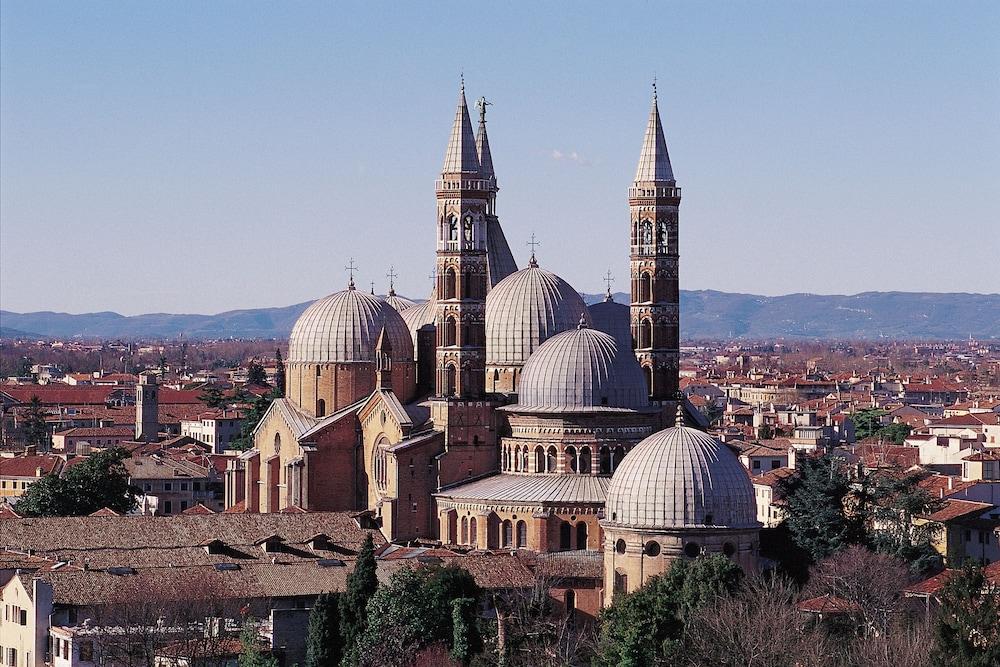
[2,1,998,316]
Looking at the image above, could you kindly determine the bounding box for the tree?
[596,555,742,666]
[18,356,34,378]
[780,454,861,562]
[880,422,912,445]
[861,470,943,574]
[340,533,379,663]
[933,561,1000,666]
[356,563,481,666]
[23,395,51,450]
[686,574,830,667]
[246,361,267,386]
[305,592,341,667]
[17,447,139,516]
[450,597,476,665]
[230,393,273,451]
[239,617,278,667]
[853,408,887,440]
[199,384,226,408]
[804,546,910,638]
[274,349,286,398]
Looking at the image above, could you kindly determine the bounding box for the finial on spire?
[578,313,588,329]
[345,257,358,289]
[370,281,376,295]
[675,400,685,428]
[652,75,657,102]
[460,71,465,93]
[526,233,540,267]
[387,266,398,296]
[603,270,615,301]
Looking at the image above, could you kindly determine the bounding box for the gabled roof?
[924,499,994,523]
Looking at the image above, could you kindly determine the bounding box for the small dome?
[486,261,590,367]
[604,426,758,530]
[517,325,648,412]
[400,297,436,347]
[588,293,632,351]
[384,290,417,313]
[289,287,413,363]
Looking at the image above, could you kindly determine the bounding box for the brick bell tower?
[434,79,489,399]
[630,83,681,400]
[429,81,501,492]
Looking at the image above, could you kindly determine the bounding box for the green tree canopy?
[17,447,139,516]
[246,361,267,386]
[23,395,51,450]
[199,385,226,408]
[274,349,286,398]
[861,470,943,574]
[304,592,341,667]
[596,555,743,667]
[340,533,379,664]
[933,561,1000,666]
[779,454,862,563]
[230,393,274,451]
[356,563,481,666]
[852,408,886,440]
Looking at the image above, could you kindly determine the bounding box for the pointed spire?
[442,80,481,175]
[475,97,495,179]
[634,84,675,183]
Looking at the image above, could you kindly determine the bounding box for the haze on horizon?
[1,1,998,317]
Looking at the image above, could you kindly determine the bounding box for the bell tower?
[434,80,489,399]
[630,84,681,400]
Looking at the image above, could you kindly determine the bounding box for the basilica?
[224,83,760,608]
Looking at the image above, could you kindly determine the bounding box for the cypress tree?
[339,534,378,663]
[305,592,341,667]
[274,348,286,398]
[23,395,51,450]
[933,561,1000,666]
[450,597,477,665]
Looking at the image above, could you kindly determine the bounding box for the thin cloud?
[551,149,592,166]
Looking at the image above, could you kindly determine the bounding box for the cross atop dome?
[345,257,358,289]
[603,270,615,301]
[526,233,540,267]
[387,266,398,296]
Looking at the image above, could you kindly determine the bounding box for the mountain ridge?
[2,290,998,340]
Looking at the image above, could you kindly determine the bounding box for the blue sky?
[2,1,998,315]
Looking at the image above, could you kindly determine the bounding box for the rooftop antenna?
[526,233,540,267]
[345,258,358,289]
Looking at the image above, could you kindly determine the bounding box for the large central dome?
[486,259,590,367]
[289,286,413,363]
[604,425,758,530]
[516,325,648,412]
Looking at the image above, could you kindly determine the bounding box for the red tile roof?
[924,499,994,523]
[797,594,862,615]
[0,455,63,478]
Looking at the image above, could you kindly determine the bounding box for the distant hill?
[2,291,998,340]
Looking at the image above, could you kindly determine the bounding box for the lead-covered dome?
[588,292,632,351]
[400,296,436,347]
[604,425,758,529]
[289,286,413,363]
[486,258,591,367]
[516,324,648,412]
[384,289,417,313]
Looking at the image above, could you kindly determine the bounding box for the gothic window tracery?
[516,520,527,548]
[657,220,668,252]
[448,215,459,242]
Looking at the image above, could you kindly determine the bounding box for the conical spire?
[634,84,674,183]
[475,96,495,179]
[442,79,482,175]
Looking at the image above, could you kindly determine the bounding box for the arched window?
[576,522,588,550]
[445,364,457,396]
[273,433,281,455]
[516,520,527,548]
[645,366,654,396]
[546,446,558,472]
[657,220,668,252]
[521,447,528,472]
[514,446,521,472]
[639,272,652,303]
[462,270,472,299]
[461,322,471,347]
[460,517,468,544]
[448,215,459,241]
[469,517,478,547]
[373,439,389,491]
[502,520,513,548]
[639,318,653,348]
[444,267,457,300]
[559,522,572,551]
[614,570,628,595]
[565,446,577,473]
[599,446,611,474]
[579,447,592,474]
[444,316,457,347]
[534,446,545,473]
[641,219,652,250]
[316,398,326,418]
[612,446,625,472]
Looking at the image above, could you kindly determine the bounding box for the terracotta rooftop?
[0,454,63,478]
[796,594,862,615]
[924,499,994,523]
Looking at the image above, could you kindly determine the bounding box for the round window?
[683,542,701,558]
[615,539,627,554]
[644,541,661,557]
[723,542,736,557]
